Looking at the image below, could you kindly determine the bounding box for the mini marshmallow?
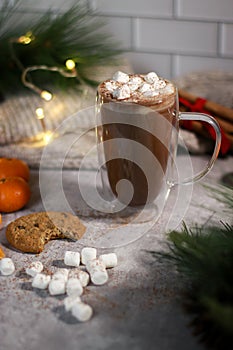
[139,83,152,94]
[99,253,118,269]
[69,269,90,287]
[154,79,166,89]
[161,84,174,94]
[64,295,81,312]
[143,89,159,97]
[0,258,15,276]
[85,258,104,273]
[78,270,90,287]
[71,302,93,322]
[81,247,97,266]
[91,268,108,285]
[52,268,69,282]
[128,82,140,92]
[32,273,51,289]
[144,72,159,84]
[64,251,80,267]
[112,71,129,84]
[128,76,143,92]
[66,278,83,296]
[86,259,109,286]
[25,261,43,277]
[105,81,117,93]
[129,76,143,85]
[49,278,66,296]
[112,85,131,100]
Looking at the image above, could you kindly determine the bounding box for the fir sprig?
[0,1,121,94]
[152,185,233,349]
[204,183,233,210]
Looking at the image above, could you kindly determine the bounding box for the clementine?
[0,245,5,259]
[0,177,31,213]
[0,158,30,182]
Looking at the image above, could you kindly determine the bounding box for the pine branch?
[0,1,122,94]
[151,185,233,349]
[203,183,233,210]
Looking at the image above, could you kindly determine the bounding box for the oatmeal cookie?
[6,212,86,253]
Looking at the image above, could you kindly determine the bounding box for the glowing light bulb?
[18,31,34,45]
[40,90,53,101]
[36,107,44,119]
[35,107,46,133]
[65,59,76,70]
[43,131,53,145]
[18,36,31,44]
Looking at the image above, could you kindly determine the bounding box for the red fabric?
[179,96,230,155]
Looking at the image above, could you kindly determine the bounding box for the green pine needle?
[204,183,233,210]
[151,185,233,349]
[202,297,233,335]
[0,1,122,94]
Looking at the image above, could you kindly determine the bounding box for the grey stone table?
[0,155,232,350]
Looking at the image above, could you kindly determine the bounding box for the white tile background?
[1,0,233,79]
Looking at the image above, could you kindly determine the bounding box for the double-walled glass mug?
[95,72,221,222]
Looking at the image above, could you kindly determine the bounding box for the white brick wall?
[1,0,233,79]
[136,19,218,55]
[0,0,82,11]
[90,0,233,78]
[177,0,233,21]
[174,55,233,77]
[90,0,173,17]
[100,16,132,50]
[220,24,233,56]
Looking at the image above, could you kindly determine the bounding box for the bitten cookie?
[6,211,86,253]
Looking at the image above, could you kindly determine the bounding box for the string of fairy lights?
[10,31,78,144]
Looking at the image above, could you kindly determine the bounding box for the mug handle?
[177,112,221,184]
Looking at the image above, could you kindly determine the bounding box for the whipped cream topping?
[103,71,175,101]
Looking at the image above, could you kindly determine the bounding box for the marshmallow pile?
[27,247,118,322]
[104,71,173,100]
[0,248,118,322]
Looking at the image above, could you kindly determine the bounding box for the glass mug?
[95,75,221,221]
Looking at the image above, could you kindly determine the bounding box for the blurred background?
[0,0,232,162]
[3,0,233,79]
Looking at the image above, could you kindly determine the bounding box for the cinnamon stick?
[179,104,233,151]
[214,116,233,133]
[179,89,233,124]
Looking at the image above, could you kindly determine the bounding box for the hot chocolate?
[97,71,177,206]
